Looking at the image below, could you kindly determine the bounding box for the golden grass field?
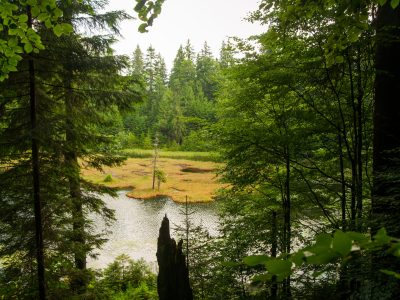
[81,157,225,203]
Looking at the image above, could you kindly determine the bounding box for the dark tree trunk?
[282,148,291,299]
[27,6,46,300]
[372,1,400,237]
[338,133,347,230]
[371,3,400,298]
[157,215,193,300]
[355,49,364,226]
[65,68,87,293]
[270,210,278,300]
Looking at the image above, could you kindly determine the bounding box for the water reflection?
[88,190,218,269]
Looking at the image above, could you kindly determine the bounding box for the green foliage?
[242,228,400,282]
[0,0,138,297]
[122,40,223,151]
[134,0,165,32]
[120,148,221,162]
[90,255,158,299]
[155,169,166,190]
[155,169,167,182]
[0,1,74,81]
[104,174,113,182]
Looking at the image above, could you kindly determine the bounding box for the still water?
[88,190,219,270]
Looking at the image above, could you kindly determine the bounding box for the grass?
[120,148,222,162]
[81,156,225,203]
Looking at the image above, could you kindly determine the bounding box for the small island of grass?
[81,150,224,203]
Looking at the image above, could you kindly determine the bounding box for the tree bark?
[371,2,400,298]
[157,215,193,300]
[283,148,291,299]
[270,210,278,300]
[65,62,86,293]
[338,133,347,230]
[28,6,46,300]
[372,1,400,237]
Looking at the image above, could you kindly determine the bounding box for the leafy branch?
[134,0,165,33]
[243,228,400,282]
[0,0,74,81]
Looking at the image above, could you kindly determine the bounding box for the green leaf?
[8,29,18,36]
[332,230,352,257]
[37,13,48,22]
[45,20,52,29]
[53,24,63,37]
[291,251,305,266]
[374,227,391,244]
[335,55,344,64]
[8,37,18,47]
[265,259,292,276]
[306,249,338,265]
[24,42,33,53]
[243,255,269,266]
[18,14,28,23]
[347,231,370,246]
[61,23,73,34]
[32,6,40,17]
[386,241,400,257]
[53,8,63,19]
[391,0,400,8]
[315,233,332,247]
[312,270,325,278]
[378,0,387,5]
[381,269,400,279]
[138,23,148,33]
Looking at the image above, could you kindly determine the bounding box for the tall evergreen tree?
[196,42,220,101]
[131,45,145,78]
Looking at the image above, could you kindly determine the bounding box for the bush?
[104,174,113,182]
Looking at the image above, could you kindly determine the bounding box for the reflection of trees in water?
[88,192,218,269]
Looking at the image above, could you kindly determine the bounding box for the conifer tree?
[196,42,220,101]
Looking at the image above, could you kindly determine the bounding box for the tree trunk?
[28,6,46,299]
[270,210,278,300]
[282,148,291,299]
[371,2,400,298]
[157,215,193,300]
[372,1,400,237]
[65,71,87,293]
[338,133,347,230]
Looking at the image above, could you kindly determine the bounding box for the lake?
[88,190,219,270]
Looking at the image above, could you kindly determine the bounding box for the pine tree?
[131,45,145,78]
[196,42,220,101]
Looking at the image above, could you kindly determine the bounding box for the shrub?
[104,174,113,182]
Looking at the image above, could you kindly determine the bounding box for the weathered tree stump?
[157,215,193,300]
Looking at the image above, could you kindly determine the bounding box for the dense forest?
[0,0,400,299]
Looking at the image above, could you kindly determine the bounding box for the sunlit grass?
[81,157,225,203]
[120,148,221,162]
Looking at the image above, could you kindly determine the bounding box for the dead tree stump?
[157,215,193,300]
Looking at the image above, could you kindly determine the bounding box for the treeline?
[118,41,233,151]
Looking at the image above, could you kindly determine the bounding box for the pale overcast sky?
[106,0,265,70]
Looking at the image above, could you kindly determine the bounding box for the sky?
[106,0,265,70]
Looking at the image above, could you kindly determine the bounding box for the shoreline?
[82,157,223,204]
[125,191,215,204]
